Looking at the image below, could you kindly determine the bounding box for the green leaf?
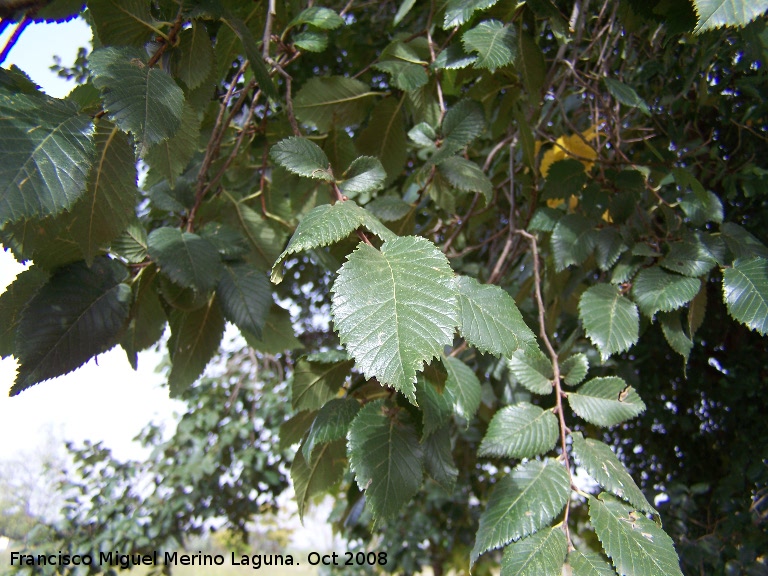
[89,47,185,152]
[722,257,768,335]
[528,207,562,232]
[338,156,387,197]
[294,76,377,131]
[423,428,458,492]
[455,276,536,357]
[69,122,138,265]
[279,410,317,451]
[429,99,485,165]
[394,0,418,25]
[604,78,651,115]
[120,266,166,369]
[479,402,559,459]
[679,190,723,225]
[518,32,546,97]
[88,0,155,47]
[542,159,587,200]
[366,197,413,221]
[216,262,271,338]
[374,60,429,92]
[292,439,346,521]
[661,240,717,277]
[357,97,408,185]
[243,303,303,354]
[331,237,458,404]
[688,281,707,338]
[271,200,395,283]
[226,201,287,272]
[167,296,225,397]
[552,214,597,271]
[293,30,328,52]
[572,432,656,514]
[270,137,334,181]
[147,227,223,293]
[632,267,701,317]
[579,284,639,361]
[144,104,200,189]
[292,356,354,411]
[692,0,768,32]
[0,91,95,225]
[287,6,345,30]
[501,527,568,576]
[0,267,48,359]
[172,22,214,90]
[416,376,453,439]
[561,353,589,386]
[589,494,683,576]
[567,550,617,576]
[721,222,768,260]
[462,20,517,72]
[443,356,482,421]
[567,377,646,427]
[660,310,694,362]
[348,400,424,520]
[432,44,477,70]
[438,156,493,203]
[302,398,360,462]
[220,16,279,100]
[12,258,131,395]
[507,348,553,395]
[470,459,570,566]
[595,229,628,271]
[443,0,500,28]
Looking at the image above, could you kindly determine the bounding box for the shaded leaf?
[579,284,639,361]
[270,137,334,181]
[147,227,223,293]
[552,214,597,271]
[348,400,424,520]
[144,104,200,189]
[416,376,453,439]
[172,22,214,89]
[561,353,589,386]
[604,78,651,115]
[424,428,458,493]
[88,0,155,47]
[661,240,717,277]
[660,310,694,362]
[438,156,493,203]
[462,20,517,72]
[216,262,271,338]
[479,402,558,459]
[632,267,700,317]
[471,459,570,565]
[443,355,482,421]
[292,439,346,521]
[443,0,500,28]
[501,527,568,576]
[507,348,553,395]
[302,398,360,462]
[243,303,303,354]
[567,377,646,427]
[331,237,458,404]
[590,494,683,576]
[568,550,617,576]
[294,76,377,131]
[287,6,344,30]
[357,97,408,184]
[292,356,354,411]
[0,267,48,359]
[120,265,166,369]
[429,99,485,165]
[338,156,387,197]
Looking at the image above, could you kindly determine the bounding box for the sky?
[0,18,183,461]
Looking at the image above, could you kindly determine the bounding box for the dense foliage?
[1,0,767,574]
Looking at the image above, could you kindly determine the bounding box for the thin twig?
[0,18,31,65]
[147,9,184,68]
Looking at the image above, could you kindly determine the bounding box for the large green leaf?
[167,296,225,397]
[226,201,286,272]
[462,20,517,72]
[479,402,559,459]
[507,348,553,395]
[567,377,646,427]
[443,355,482,421]
[542,159,587,200]
[0,267,48,359]
[287,6,345,30]
[331,237,458,404]
[374,60,429,92]
[147,227,223,293]
[357,97,408,184]
[292,354,354,411]
[722,257,768,335]
[423,428,458,492]
[243,303,303,354]
[271,200,395,283]
[270,137,335,181]
[501,527,568,576]
[302,398,360,462]
[443,0,500,28]
[429,99,485,165]
[416,375,453,439]
[590,494,683,576]
[632,267,700,317]
[220,16,279,100]
[660,240,718,277]
[87,0,156,47]
[171,22,214,90]
[216,262,271,338]
[348,400,424,519]
[471,459,570,565]
[338,156,387,197]
[455,276,536,358]
[567,550,617,576]
[294,76,378,131]
[0,91,95,225]
[579,284,639,361]
[571,432,655,514]
[552,214,597,271]
[144,104,200,189]
[120,266,166,370]
[292,439,346,521]
[69,122,137,265]
[89,47,185,151]
[12,258,131,395]
[692,0,768,32]
[438,156,493,204]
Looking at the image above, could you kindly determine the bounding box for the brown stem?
[147,9,184,68]
[516,229,573,549]
[332,183,373,246]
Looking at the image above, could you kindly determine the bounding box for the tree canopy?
[1,0,768,575]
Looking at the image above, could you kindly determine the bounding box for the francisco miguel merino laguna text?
[10,550,299,570]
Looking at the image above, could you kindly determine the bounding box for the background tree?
[1,0,767,575]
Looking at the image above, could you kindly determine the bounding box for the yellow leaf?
[538,125,602,177]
